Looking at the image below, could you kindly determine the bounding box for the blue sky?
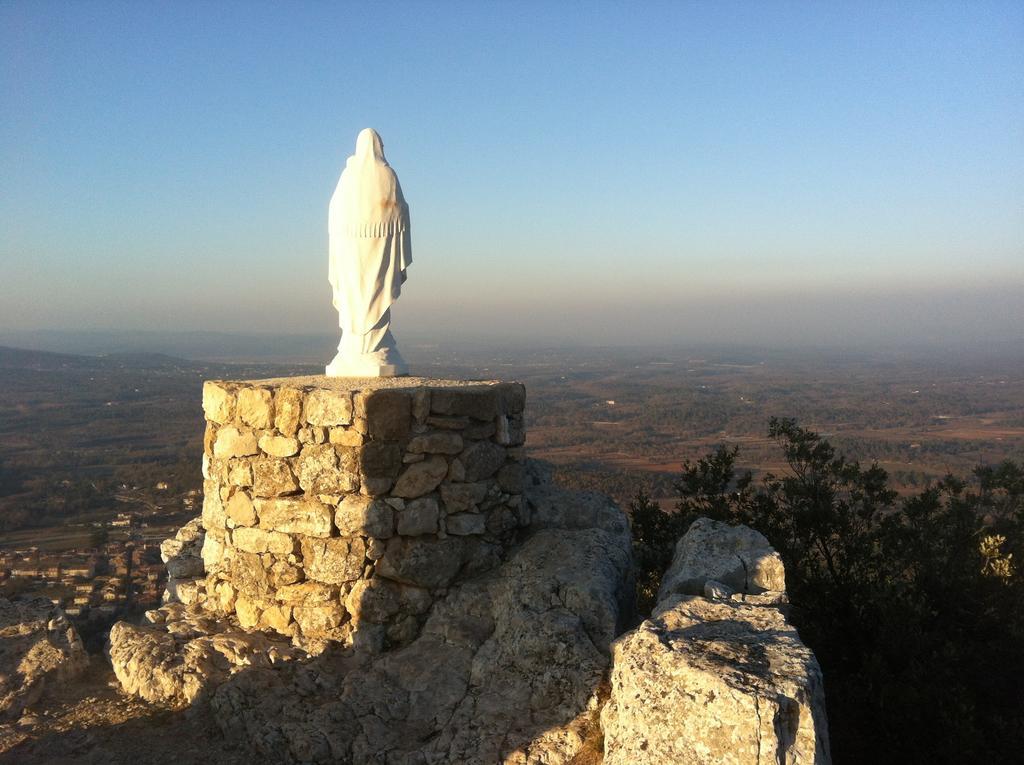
[1,1,1022,346]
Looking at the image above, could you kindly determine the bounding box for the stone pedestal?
[198,376,527,651]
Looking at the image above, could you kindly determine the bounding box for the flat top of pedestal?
[228,375,509,391]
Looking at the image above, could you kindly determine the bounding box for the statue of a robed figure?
[326,128,411,377]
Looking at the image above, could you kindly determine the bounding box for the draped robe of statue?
[326,128,411,377]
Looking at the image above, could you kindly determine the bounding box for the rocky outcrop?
[108,602,304,707]
[211,521,630,764]
[109,460,633,764]
[602,518,831,764]
[0,596,88,720]
[106,375,833,764]
[656,516,786,602]
[160,517,206,604]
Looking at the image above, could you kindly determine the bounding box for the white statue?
[326,128,411,377]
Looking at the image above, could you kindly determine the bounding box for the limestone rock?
[497,462,525,493]
[233,527,295,556]
[396,497,439,536]
[500,383,526,414]
[0,597,88,719]
[300,536,367,585]
[256,496,333,537]
[293,602,347,638]
[259,434,300,457]
[358,389,412,440]
[359,475,392,496]
[268,559,304,588]
[235,594,271,629]
[111,465,635,765]
[227,458,254,487]
[344,578,403,624]
[304,389,353,426]
[366,538,387,560]
[213,426,259,459]
[464,420,497,439]
[335,495,394,538]
[358,441,402,478]
[376,536,467,589]
[160,516,204,556]
[160,519,206,585]
[392,455,448,498]
[297,444,358,495]
[275,582,340,607]
[430,387,498,421]
[207,517,632,764]
[601,594,831,764]
[406,431,464,455]
[201,534,227,573]
[503,414,527,446]
[440,481,488,514]
[298,425,327,445]
[202,381,235,425]
[447,457,466,481]
[485,505,519,537]
[329,427,364,447]
[225,490,256,527]
[602,516,830,765]
[260,603,294,633]
[658,517,786,601]
[274,386,304,436]
[411,388,430,422]
[460,440,507,482]
[228,551,273,597]
[445,512,486,536]
[237,386,274,429]
[108,605,300,708]
[252,458,300,497]
[427,414,469,430]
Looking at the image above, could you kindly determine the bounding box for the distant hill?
[0,330,338,363]
[0,345,109,371]
[0,345,193,371]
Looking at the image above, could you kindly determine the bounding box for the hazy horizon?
[3,322,1023,366]
[2,2,1022,347]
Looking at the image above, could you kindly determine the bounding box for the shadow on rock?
[90,466,634,765]
[209,522,633,764]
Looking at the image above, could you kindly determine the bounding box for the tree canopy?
[631,418,1024,764]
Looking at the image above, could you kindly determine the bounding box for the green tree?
[629,418,1024,764]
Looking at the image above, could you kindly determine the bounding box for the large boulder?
[210,521,632,764]
[0,597,88,720]
[602,517,831,764]
[657,516,786,602]
[108,602,303,707]
[602,594,830,764]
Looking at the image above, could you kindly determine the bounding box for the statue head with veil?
[326,128,411,377]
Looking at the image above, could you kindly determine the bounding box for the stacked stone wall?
[198,377,527,651]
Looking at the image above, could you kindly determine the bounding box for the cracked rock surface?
[109,463,633,764]
[602,518,831,765]
[656,516,786,602]
[0,597,88,723]
[108,602,304,707]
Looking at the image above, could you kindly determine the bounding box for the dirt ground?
[0,658,267,765]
